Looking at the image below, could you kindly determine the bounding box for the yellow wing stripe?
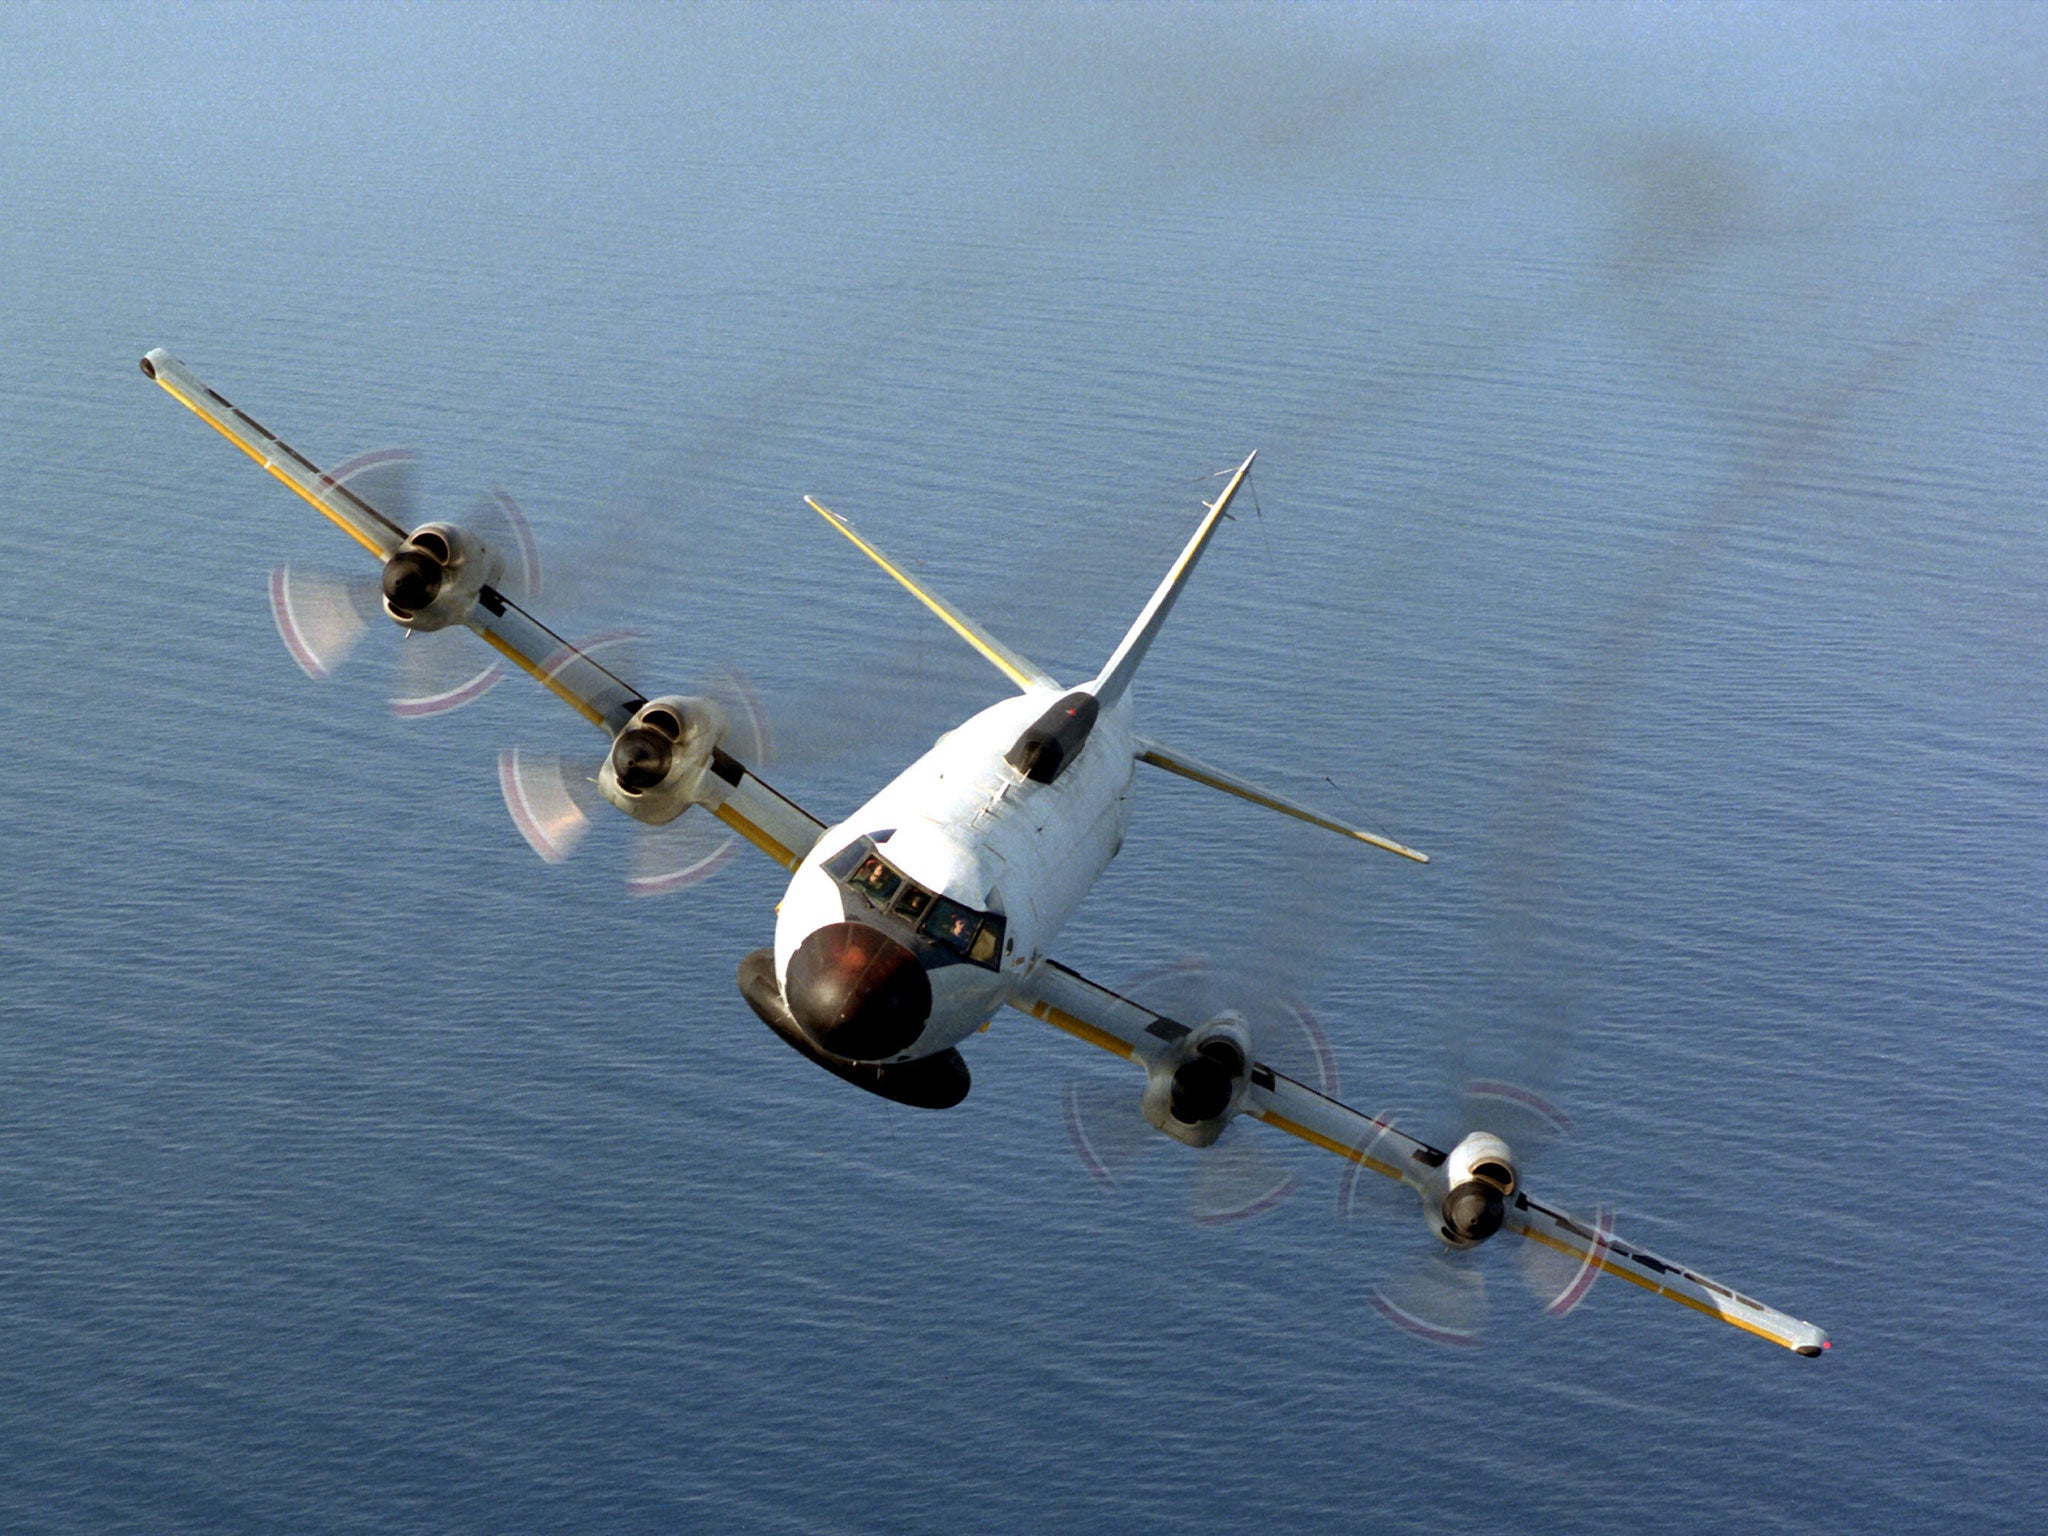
[805,497,1050,693]
[1257,1110,1408,1182]
[148,370,387,559]
[1022,999,1137,1061]
[1516,1223,1800,1352]
[477,629,606,728]
[1270,1106,1807,1352]
[712,802,799,871]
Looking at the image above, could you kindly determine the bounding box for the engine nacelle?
[1434,1130,1518,1248]
[1142,1016,1253,1148]
[380,522,501,632]
[598,695,730,825]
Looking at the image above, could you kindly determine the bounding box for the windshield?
[820,836,1005,971]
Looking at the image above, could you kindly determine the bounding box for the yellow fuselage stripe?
[153,375,387,559]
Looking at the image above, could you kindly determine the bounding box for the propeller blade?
[498,630,773,897]
[1513,1203,1614,1319]
[700,664,773,770]
[1061,955,1333,1223]
[1369,1251,1489,1348]
[269,565,377,680]
[1061,1080,1157,1190]
[1188,1131,1299,1226]
[325,446,419,529]
[465,487,541,602]
[626,814,740,896]
[1333,1111,1425,1223]
[498,748,602,864]
[391,625,503,717]
[1459,1079,1573,1158]
[1257,994,1339,1098]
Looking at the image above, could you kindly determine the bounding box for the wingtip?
[1359,829,1429,864]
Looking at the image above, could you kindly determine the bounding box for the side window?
[968,919,1002,966]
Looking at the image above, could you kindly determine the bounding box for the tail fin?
[1088,451,1256,707]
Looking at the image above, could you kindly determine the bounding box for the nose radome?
[784,921,932,1062]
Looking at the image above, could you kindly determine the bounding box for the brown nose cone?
[784,921,931,1061]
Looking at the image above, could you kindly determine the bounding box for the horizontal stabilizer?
[1134,735,1428,863]
[806,497,1058,694]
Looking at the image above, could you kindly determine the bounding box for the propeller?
[1061,955,1336,1226]
[267,449,540,716]
[497,642,772,897]
[1336,1079,1613,1347]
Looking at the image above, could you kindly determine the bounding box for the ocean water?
[3,4,2045,1532]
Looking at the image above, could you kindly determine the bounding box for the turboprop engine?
[1141,1016,1254,1148]
[598,695,731,825]
[380,522,502,632]
[1431,1130,1519,1247]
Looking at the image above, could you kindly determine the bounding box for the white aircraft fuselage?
[772,687,1138,1064]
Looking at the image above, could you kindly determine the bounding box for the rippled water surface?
[3,5,2045,1532]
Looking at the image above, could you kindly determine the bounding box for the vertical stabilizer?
[1089,451,1256,707]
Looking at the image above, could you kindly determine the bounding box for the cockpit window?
[822,841,868,882]
[922,896,979,954]
[826,834,1005,970]
[849,854,900,904]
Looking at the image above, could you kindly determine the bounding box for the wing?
[1012,959,1831,1358]
[142,350,407,560]
[145,348,827,871]
[805,496,1060,693]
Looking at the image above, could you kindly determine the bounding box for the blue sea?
[3,4,2045,1531]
